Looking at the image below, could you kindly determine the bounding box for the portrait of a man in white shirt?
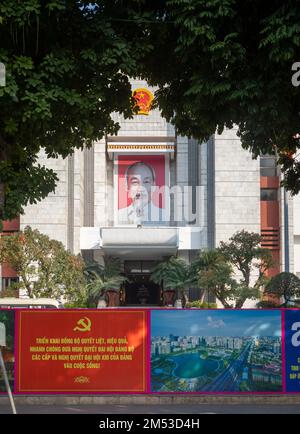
[118,161,164,225]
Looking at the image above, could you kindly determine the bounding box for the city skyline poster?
[151,310,282,393]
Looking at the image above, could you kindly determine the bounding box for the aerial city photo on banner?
[151,310,282,393]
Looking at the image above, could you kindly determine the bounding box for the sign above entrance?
[132,88,154,115]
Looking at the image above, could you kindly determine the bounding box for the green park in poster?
[151,310,282,393]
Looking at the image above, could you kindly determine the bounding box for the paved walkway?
[2,394,300,405]
[1,403,300,414]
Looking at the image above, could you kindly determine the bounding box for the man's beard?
[133,193,148,216]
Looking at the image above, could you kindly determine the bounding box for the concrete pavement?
[1,403,300,414]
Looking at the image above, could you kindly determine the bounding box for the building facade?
[0,80,298,305]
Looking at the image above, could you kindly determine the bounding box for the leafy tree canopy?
[264,271,300,307]
[219,230,273,287]
[194,231,273,308]
[218,230,273,308]
[2,0,300,224]
[0,0,151,221]
[0,225,85,301]
[134,0,300,194]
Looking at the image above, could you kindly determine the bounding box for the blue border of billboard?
[284,310,300,392]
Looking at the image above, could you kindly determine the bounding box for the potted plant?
[151,256,197,307]
[84,258,127,307]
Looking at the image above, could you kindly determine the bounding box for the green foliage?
[0,160,58,223]
[0,1,153,219]
[135,0,300,194]
[194,231,272,308]
[256,300,280,309]
[185,300,218,308]
[3,0,300,220]
[263,272,300,307]
[83,257,127,306]
[0,288,18,298]
[219,230,273,308]
[152,232,271,309]
[0,226,85,302]
[194,249,236,308]
[219,231,273,277]
[63,283,94,308]
[151,256,197,302]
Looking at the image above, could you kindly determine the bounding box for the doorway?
[123,261,161,306]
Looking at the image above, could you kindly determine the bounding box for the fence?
[0,308,300,394]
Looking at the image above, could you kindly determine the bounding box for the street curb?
[1,394,300,405]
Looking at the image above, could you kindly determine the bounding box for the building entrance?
[123,261,161,306]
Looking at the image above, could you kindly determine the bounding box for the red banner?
[16,310,147,393]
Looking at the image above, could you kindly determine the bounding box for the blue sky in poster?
[151,310,281,337]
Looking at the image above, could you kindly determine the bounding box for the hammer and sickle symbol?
[73,317,92,332]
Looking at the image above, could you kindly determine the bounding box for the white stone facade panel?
[214,129,260,246]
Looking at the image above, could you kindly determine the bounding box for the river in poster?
[151,310,282,393]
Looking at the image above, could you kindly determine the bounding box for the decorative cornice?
[107,144,175,151]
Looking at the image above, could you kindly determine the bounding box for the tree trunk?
[200,289,206,303]
[214,291,232,309]
[21,273,32,297]
[235,298,246,309]
[214,287,232,308]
